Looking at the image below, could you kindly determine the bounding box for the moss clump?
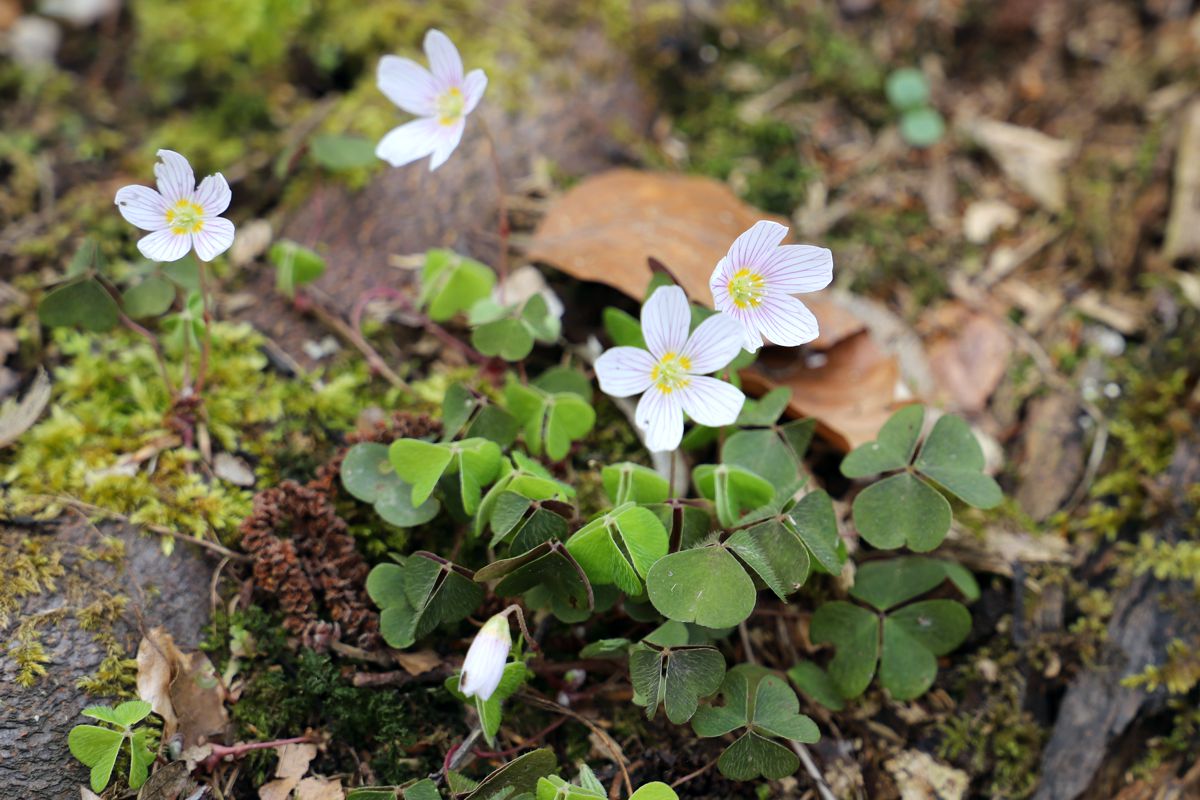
[4,322,378,547]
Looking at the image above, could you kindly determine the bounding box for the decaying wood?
[1034,437,1200,800]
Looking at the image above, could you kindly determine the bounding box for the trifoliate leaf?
[727,519,811,601]
[912,414,1002,509]
[786,662,845,711]
[809,601,880,700]
[473,318,535,361]
[38,278,119,332]
[463,748,556,799]
[851,471,952,551]
[68,725,124,792]
[786,490,843,575]
[849,556,955,612]
[421,249,496,322]
[693,463,775,528]
[342,443,440,527]
[565,504,667,595]
[629,642,725,724]
[389,439,454,508]
[602,462,669,506]
[122,275,175,318]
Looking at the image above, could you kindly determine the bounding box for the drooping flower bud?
[459,613,512,701]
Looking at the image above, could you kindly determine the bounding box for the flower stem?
[193,253,214,396]
[479,117,510,301]
[297,289,412,391]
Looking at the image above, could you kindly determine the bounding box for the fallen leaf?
[528,168,788,303]
[295,777,345,800]
[884,750,968,800]
[259,779,298,800]
[137,760,192,800]
[0,367,51,448]
[136,627,229,749]
[925,303,1013,413]
[962,199,1019,244]
[966,119,1074,212]
[276,743,318,780]
[744,331,908,451]
[393,649,442,677]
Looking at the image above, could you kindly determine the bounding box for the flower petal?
[424,29,464,88]
[760,244,833,293]
[709,255,735,303]
[641,285,690,359]
[756,293,819,347]
[595,346,655,398]
[462,69,487,114]
[137,229,191,263]
[154,149,195,204]
[428,117,465,171]
[375,118,441,168]
[114,184,168,231]
[193,173,231,217]
[636,387,684,453]
[728,220,788,270]
[377,55,437,116]
[682,312,744,374]
[710,301,765,353]
[678,375,745,427]
[193,217,235,262]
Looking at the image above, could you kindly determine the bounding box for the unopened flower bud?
[460,613,512,701]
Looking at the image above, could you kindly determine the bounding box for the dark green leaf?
[463,748,557,800]
[736,388,792,427]
[38,278,119,332]
[852,472,952,551]
[602,307,645,348]
[646,545,756,628]
[809,601,880,699]
[913,414,1002,509]
[310,134,378,170]
[722,428,798,489]
[840,404,924,478]
[474,318,535,361]
[850,557,953,612]
[122,275,175,318]
[787,662,845,711]
[716,731,799,781]
[787,490,843,574]
[726,520,811,601]
[630,643,726,724]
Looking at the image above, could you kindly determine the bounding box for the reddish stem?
[350,284,492,367]
[478,118,510,300]
[200,736,314,772]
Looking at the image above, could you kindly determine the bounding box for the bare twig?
[296,290,412,391]
[518,691,632,797]
[51,495,249,562]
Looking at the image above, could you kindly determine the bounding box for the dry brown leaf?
[926,303,1013,413]
[295,777,345,800]
[528,168,788,303]
[0,367,50,448]
[136,627,229,749]
[137,760,193,800]
[259,778,299,800]
[744,331,907,451]
[966,119,1074,212]
[276,743,318,780]
[393,648,441,676]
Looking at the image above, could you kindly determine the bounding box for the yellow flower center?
[165,199,205,235]
[726,268,767,309]
[436,87,465,126]
[650,352,692,394]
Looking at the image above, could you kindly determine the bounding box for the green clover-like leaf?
[270,240,326,299]
[913,414,1002,509]
[693,463,774,528]
[849,556,967,612]
[565,503,667,595]
[122,275,176,318]
[808,601,879,700]
[38,278,119,332]
[342,443,440,527]
[629,642,725,724]
[645,545,756,628]
[726,519,811,601]
[309,133,378,170]
[421,249,496,322]
[721,428,799,490]
[879,600,970,700]
[462,747,557,799]
[840,404,925,478]
[68,724,124,792]
[852,471,952,551]
[785,490,843,575]
[786,662,845,712]
[367,555,483,649]
[475,540,592,614]
[389,437,501,515]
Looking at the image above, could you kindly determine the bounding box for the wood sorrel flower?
[375,29,488,171]
[595,286,745,453]
[709,220,833,352]
[460,613,512,701]
[114,150,234,263]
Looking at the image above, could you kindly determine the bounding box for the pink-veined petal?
[462,68,488,114]
[641,285,690,359]
[154,149,195,204]
[711,302,765,353]
[375,118,441,168]
[193,173,231,217]
[682,312,744,374]
[137,229,191,263]
[114,184,168,231]
[377,55,438,116]
[728,220,788,270]
[192,217,235,262]
[428,117,466,171]
[678,375,745,427]
[636,387,684,453]
[709,255,735,301]
[756,293,819,348]
[424,29,464,88]
[595,346,656,398]
[760,244,833,293]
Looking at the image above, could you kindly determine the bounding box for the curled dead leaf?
[528,168,788,303]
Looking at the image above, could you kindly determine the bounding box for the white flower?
[460,613,512,701]
[595,286,746,453]
[375,29,487,171]
[710,220,833,352]
[114,149,235,263]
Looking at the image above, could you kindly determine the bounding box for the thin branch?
[296,290,412,391]
[51,495,249,562]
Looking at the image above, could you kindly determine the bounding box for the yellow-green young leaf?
[270,240,325,298]
[68,725,124,792]
[532,366,592,401]
[602,306,645,348]
[543,394,595,461]
[342,443,440,527]
[693,464,774,528]
[389,439,454,507]
[473,317,535,361]
[421,249,496,322]
[128,728,156,789]
[646,545,756,628]
[629,783,679,800]
[110,700,152,727]
[521,293,560,342]
[602,462,669,506]
[913,414,1003,509]
[851,472,951,551]
[565,504,668,595]
[840,404,925,478]
[456,439,503,515]
[38,278,119,332]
